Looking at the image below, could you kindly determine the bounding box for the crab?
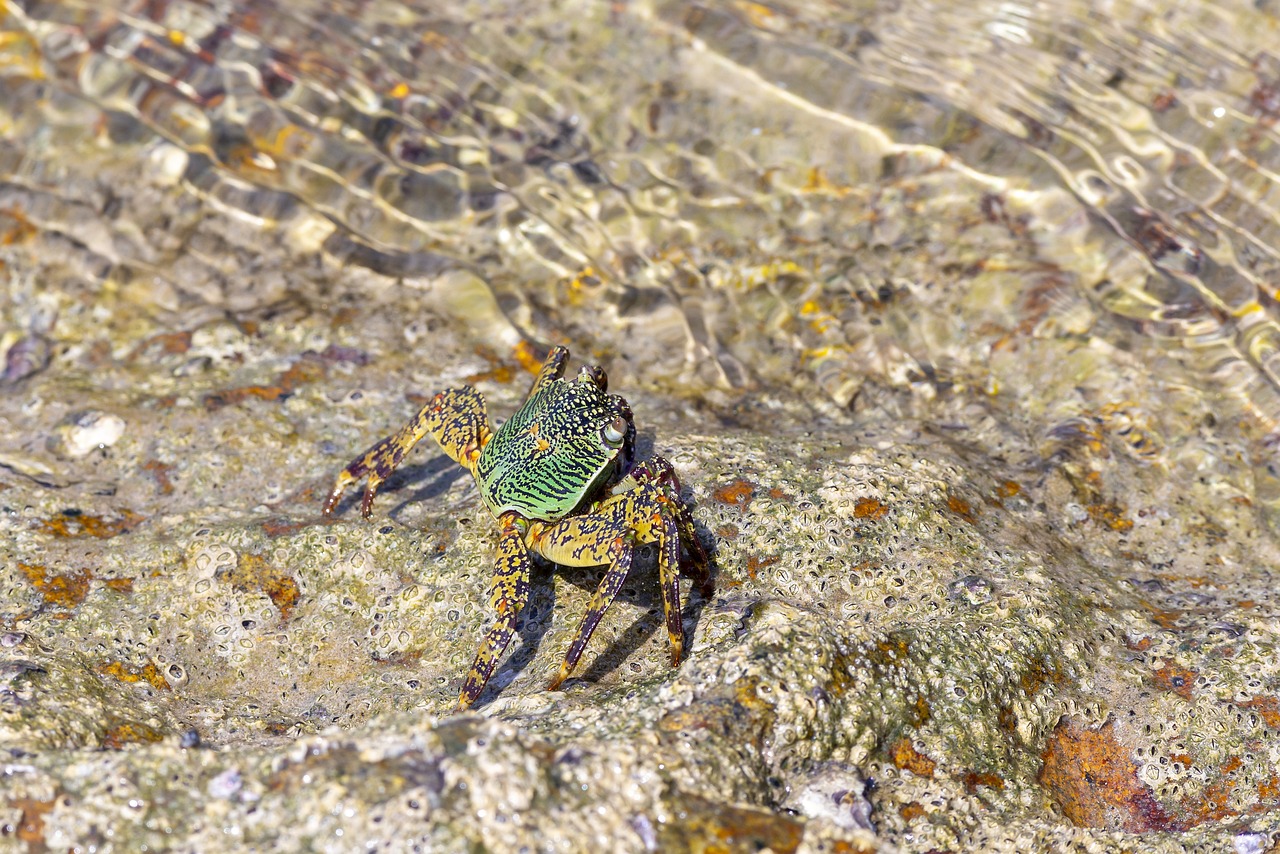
[322,346,711,708]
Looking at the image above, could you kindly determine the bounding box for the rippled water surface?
[5,0,1280,548]
[5,0,1280,431]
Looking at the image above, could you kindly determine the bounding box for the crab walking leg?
[541,524,634,691]
[627,480,690,668]
[529,345,570,394]
[458,514,533,709]
[628,457,713,598]
[653,510,685,666]
[533,484,687,690]
[323,386,491,518]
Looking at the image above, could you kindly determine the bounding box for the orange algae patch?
[962,770,1005,792]
[99,660,170,691]
[744,554,779,581]
[102,722,165,749]
[890,737,937,778]
[142,459,176,494]
[513,340,548,374]
[227,552,301,620]
[1039,716,1173,832]
[715,524,740,541]
[9,796,56,849]
[129,330,193,359]
[655,793,805,854]
[18,563,91,610]
[262,516,311,538]
[1151,663,1197,700]
[465,346,519,384]
[988,480,1022,507]
[37,509,146,539]
[852,497,888,520]
[946,494,977,524]
[1241,696,1280,728]
[1087,501,1134,532]
[0,207,38,245]
[203,353,327,410]
[469,342,556,383]
[713,480,756,508]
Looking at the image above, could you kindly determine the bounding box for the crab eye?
[602,415,627,447]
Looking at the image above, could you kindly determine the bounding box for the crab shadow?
[570,535,718,688]
[323,454,471,521]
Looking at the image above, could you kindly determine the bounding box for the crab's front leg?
[323,386,491,518]
[458,512,533,710]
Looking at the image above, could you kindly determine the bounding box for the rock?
[782,762,876,832]
[48,411,126,459]
[1,334,52,385]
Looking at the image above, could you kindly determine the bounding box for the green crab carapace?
[323,346,711,708]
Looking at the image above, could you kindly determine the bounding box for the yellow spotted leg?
[532,470,689,691]
[458,513,533,709]
[323,386,491,518]
[530,345,570,393]
[543,524,634,691]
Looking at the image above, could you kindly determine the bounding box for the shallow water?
[6,0,1280,435]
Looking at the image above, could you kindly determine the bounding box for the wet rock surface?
[3,260,1277,849]
[4,0,1280,851]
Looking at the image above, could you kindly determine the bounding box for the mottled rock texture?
[5,0,1280,851]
